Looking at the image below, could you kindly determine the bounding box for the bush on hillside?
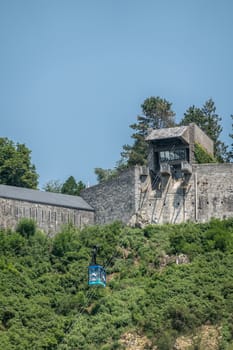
[16,218,37,238]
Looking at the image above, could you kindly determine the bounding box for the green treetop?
[180,99,228,162]
[44,176,85,196]
[120,96,176,167]
[0,137,38,188]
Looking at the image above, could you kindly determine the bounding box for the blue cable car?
[88,246,106,287]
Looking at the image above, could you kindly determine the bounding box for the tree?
[0,137,38,188]
[180,99,228,162]
[61,176,85,196]
[43,180,63,193]
[94,168,118,183]
[44,176,85,195]
[120,96,176,166]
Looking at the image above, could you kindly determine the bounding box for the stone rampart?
[81,167,142,225]
[0,163,232,232]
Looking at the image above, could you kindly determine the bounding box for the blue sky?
[1,0,233,189]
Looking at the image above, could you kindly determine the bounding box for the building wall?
[0,198,94,235]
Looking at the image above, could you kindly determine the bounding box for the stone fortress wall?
[81,167,140,225]
[0,163,232,233]
[81,163,233,227]
[0,123,232,233]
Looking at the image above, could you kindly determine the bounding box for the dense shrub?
[0,218,233,349]
[16,218,37,238]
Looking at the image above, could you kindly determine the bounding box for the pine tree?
[120,96,176,166]
[180,99,228,162]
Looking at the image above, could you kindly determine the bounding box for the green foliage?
[44,176,86,195]
[43,179,63,193]
[96,96,231,182]
[61,176,86,196]
[16,218,37,238]
[120,96,176,167]
[1,219,233,348]
[169,218,233,256]
[194,142,217,163]
[94,168,119,183]
[180,99,228,161]
[0,137,38,188]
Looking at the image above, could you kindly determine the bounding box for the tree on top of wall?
[120,96,176,167]
[94,97,232,183]
[179,99,228,162]
[94,96,176,183]
[0,137,38,189]
[94,168,118,183]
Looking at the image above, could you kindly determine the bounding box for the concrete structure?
[146,123,214,175]
[0,185,94,235]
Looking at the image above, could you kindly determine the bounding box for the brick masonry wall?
[0,198,94,236]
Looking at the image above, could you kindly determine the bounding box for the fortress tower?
[82,123,233,226]
[146,123,213,177]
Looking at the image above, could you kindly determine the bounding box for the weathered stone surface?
[137,163,233,225]
[0,198,94,236]
[120,332,157,350]
[81,167,140,225]
[81,163,233,226]
[0,162,233,233]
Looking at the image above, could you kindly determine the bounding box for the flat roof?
[146,125,189,141]
[0,184,94,211]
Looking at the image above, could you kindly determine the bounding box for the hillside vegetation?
[0,218,233,349]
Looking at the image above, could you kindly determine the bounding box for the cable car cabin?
[88,264,106,287]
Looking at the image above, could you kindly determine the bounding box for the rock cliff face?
[174,325,220,350]
[120,325,220,350]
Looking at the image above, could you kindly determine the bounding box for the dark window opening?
[159,149,186,162]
